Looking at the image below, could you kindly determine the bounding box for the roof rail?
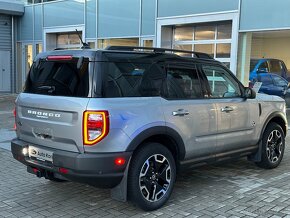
[105,46,213,59]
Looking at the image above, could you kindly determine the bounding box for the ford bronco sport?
[11,46,287,211]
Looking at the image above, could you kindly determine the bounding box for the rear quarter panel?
[85,97,165,153]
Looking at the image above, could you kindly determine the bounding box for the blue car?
[250,73,290,107]
[250,58,289,81]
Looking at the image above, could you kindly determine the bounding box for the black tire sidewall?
[128,143,176,211]
[260,123,285,169]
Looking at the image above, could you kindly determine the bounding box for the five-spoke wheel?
[256,122,285,169]
[139,154,171,202]
[128,143,176,211]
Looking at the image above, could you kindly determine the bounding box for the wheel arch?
[126,126,186,162]
[261,112,287,138]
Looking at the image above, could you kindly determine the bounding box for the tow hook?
[32,168,44,178]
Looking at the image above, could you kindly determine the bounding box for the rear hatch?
[16,50,96,153]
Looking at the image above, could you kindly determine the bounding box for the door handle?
[221,106,234,113]
[172,109,189,116]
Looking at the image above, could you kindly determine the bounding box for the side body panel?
[213,98,260,155]
[161,98,217,161]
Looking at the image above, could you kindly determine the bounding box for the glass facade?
[56,33,81,49]
[173,21,232,67]
[97,38,139,49]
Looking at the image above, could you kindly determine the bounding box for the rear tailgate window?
[24,56,90,97]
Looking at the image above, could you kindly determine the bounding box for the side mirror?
[244,87,256,99]
[257,68,268,73]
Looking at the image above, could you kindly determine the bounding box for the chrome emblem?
[27,110,61,119]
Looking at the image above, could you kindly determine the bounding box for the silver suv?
[11,46,287,211]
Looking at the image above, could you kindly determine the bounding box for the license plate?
[28,146,53,162]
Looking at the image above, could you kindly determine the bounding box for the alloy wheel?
[266,129,283,163]
[139,154,171,202]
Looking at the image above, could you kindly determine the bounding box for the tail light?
[13,107,16,130]
[83,111,109,146]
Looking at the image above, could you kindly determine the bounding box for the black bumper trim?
[11,138,132,188]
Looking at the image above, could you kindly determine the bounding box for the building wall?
[0,14,11,50]
[240,0,290,31]
[157,0,239,18]
[0,14,12,92]
[251,37,290,69]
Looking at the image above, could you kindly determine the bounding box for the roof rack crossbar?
[105,46,213,59]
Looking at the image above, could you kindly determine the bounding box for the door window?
[258,61,269,72]
[165,65,202,99]
[202,65,241,98]
[269,60,283,74]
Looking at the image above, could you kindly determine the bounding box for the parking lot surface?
[1,94,290,218]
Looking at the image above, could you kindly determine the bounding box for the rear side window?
[165,65,202,99]
[103,62,165,97]
[24,58,89,97]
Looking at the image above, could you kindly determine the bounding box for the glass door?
[141,38,154,48]
[22,44,33,87]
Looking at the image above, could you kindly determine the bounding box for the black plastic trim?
[126,126,186,160]
[260,111,288,138]
[11,138,132,188]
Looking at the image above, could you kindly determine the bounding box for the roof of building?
[0,0,24,16]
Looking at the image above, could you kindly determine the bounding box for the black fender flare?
[260,111,287,139]
[126,126,186,161]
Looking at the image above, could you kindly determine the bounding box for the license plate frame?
[28,146,53,163]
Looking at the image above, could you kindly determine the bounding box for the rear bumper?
[11,138,132,188]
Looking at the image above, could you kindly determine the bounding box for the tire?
[256,122,285,169]
[128,142,176,211]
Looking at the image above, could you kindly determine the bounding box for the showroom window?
[173,22,232,68]
[97,38,139,49]
[36,44,42,55]
[56,33,81,50]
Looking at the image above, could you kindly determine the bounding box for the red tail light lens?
[83,111,109,146]
[47,55,73,61]
[13,107,16,130]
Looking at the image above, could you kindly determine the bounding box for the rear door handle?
[221,106,234,113]
[172,109,189,116]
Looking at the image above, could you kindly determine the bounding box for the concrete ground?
[1,94,290,217]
